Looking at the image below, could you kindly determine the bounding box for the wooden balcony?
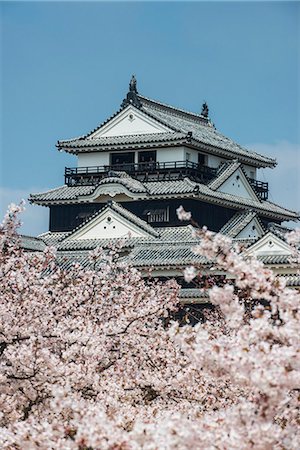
[65,161,218,186]
[248,178,269,200]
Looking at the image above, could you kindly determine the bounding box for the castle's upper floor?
[57,76,275,199]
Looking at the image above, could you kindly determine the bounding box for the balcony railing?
[65,161,218,186]
[248,178,269,200]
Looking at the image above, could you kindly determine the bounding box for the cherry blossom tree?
[171,207,300,449]
[0,204,299,449]
[0,204,234,449]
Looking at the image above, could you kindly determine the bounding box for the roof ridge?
[59,131,185,145]
[183,177,198,189]
[20,234,44,240]
[138,94,212,126]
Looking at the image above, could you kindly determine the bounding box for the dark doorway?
[138,150,157,170]
[110,152,135,171]
[198,153,206,165]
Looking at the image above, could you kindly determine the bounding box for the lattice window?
[144,207,169,223]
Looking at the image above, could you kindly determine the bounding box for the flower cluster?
[0,204,299,449]
[176,205,191,221]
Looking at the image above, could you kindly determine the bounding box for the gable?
[217,168,258,201]
[236,218,264,239]
[69,208,152,241]
[245,232,293,257]
[90,105,173,138]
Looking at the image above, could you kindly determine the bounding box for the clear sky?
[1,1,299,235]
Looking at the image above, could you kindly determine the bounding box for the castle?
[26,76,300,305]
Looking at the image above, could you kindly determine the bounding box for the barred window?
[144,207,169,223]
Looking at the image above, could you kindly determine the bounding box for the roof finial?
[129,75,138,93]
[121,74,142,109]
[201,101,209,118]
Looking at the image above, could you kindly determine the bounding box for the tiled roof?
[145,178,196,195]
[29,173,147,203]
[158,226,197,242]
[29,177,299,221]
[138,95,276,168]
[57,93,276,168]
[192,183,299,220]
[58,132,187,151]
[58,237,138,251]
[267,223,292,240]
[178,288,209,302]
[257,254,293,265]
[20,220,298,275]
[20,235,46,252]
[219,210,262,238]
[58,225,197,251]
[96,172,147,193]
[179,288,209,299]
[27,228,204,271]
[38,231,69,246]
[123,243,208,268]
[56,251,97,271]
[33,241,298,272]
[55,249,202,272]
[47,220,202,269]
[280,274,300,287]
[29,185,95,203]
[53,226,196,250]
[29,178,196,204]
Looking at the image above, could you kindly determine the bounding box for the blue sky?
[1,1,299,235]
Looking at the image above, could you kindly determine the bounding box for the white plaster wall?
[157,147,185,163]
[93,106,170,138]
[218,170,254,200]
[78,152,110,167]
[185,148,199,164]
[76,210,145,240]
[238,220,260,239]
[101,115,163,137]
[254,239,291,256]
[207,154,226,168]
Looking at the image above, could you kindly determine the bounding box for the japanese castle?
[27,76,300,304]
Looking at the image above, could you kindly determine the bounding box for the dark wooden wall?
[49,199,280,233]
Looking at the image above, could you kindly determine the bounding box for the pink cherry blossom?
[176,205,191,221]
[0,204,299,449]
[183,266,197,282]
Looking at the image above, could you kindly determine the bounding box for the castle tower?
[29,77,299,306]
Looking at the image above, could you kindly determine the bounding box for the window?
[138,151,156,170]
[198,153,205,165]
[144,207,169,223]
[186,152,191,161]
[138,150,156,163]
[110,152,134,170]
